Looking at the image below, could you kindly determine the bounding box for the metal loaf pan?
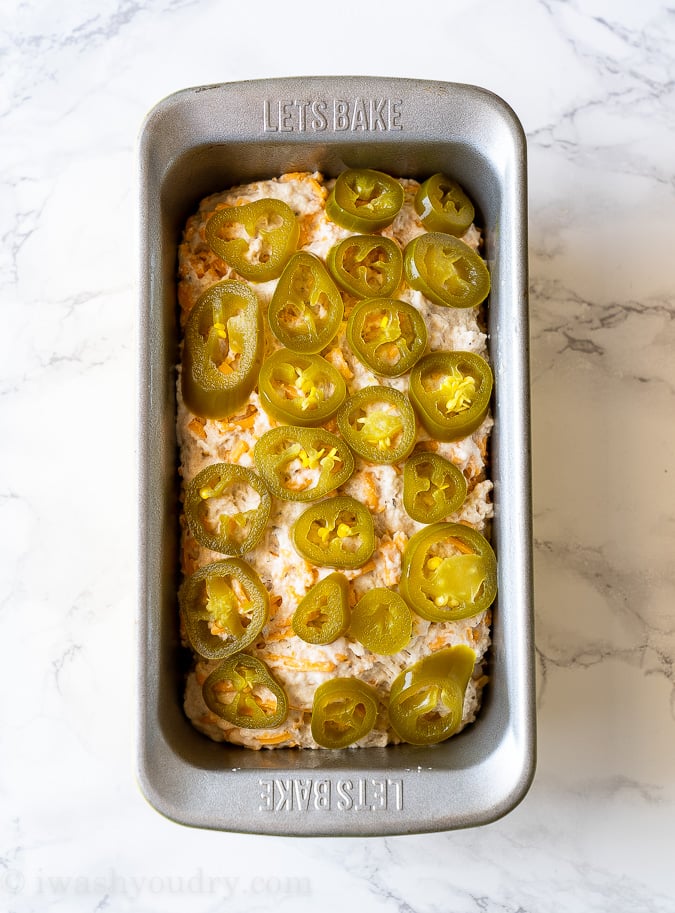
[137,76,535,836]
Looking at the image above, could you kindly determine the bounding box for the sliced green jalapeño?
[269,251,343,354]
[258,349,346,426]
[400,522,497,623]
[181,280,263,420]
[346,298,427,377]
[203,653,288,729]
[388,646,476,745]
[205,198,299,282]
[184,463,271,555]
[403,452,467,523]
[350,588,413,655]
[254,426,354,502]
[337,385,416,464]
[326,169,404,232]
[179,559,270,660]
[403,232,490,308]
[292,573,350,644]
[409,351,493,442]
[326,235,402,299]
[292,496,375,569]
[414,174,475,236]
[311,678,379,748]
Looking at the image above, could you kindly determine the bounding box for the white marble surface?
[1,0,674,909]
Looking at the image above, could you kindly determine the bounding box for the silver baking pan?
[137,76,535,835]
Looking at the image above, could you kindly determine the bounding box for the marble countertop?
[2,0,674,910]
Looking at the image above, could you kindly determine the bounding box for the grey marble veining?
[1,0,674,909]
